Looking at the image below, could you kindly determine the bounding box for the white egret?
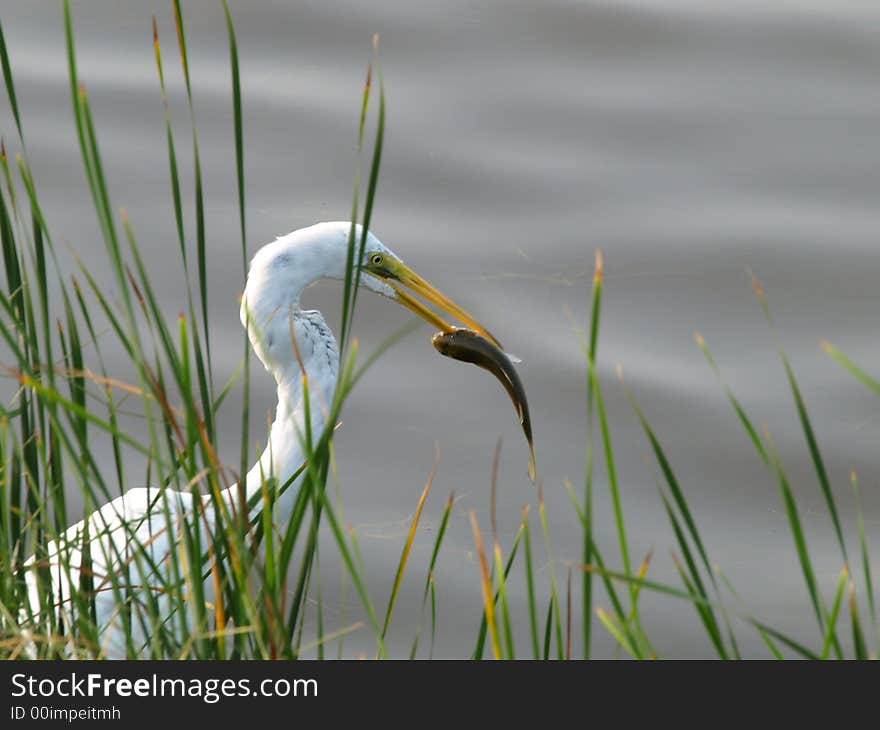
[22,221,506,658]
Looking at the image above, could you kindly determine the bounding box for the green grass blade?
[660,493,727,658]
[750,274,847,564]
[763,428,837,655]
[409,490,454,659]
[715,566,783,659]
[821,340,880,397]
[820,567,848,660]
[695,332,768,466]
[849,580,868,660]
[521,505,540,660]
[850,471,876,645]
[582,249,602,658]
[469,511,501,660]
[0,19,24,142]
[381,457,437,639]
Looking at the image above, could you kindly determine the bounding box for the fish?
[432,328,536,481]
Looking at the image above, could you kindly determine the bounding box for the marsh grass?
[0,2,878,659]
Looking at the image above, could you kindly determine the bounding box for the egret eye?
[370,253,384,266]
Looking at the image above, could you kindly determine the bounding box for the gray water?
[3,0,880,658]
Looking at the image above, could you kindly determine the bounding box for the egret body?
[22,221,499,658]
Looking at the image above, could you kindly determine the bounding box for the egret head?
[361,244,501,347]
[242,221,500,353]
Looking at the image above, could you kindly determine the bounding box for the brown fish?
[432,328,536,481]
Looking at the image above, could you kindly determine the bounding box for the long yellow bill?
[366,256,502,349]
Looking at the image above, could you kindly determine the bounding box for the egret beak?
[366,257,502,348]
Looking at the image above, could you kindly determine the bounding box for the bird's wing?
[23,486,198,657]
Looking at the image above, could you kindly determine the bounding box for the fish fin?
[527,446,536,482]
